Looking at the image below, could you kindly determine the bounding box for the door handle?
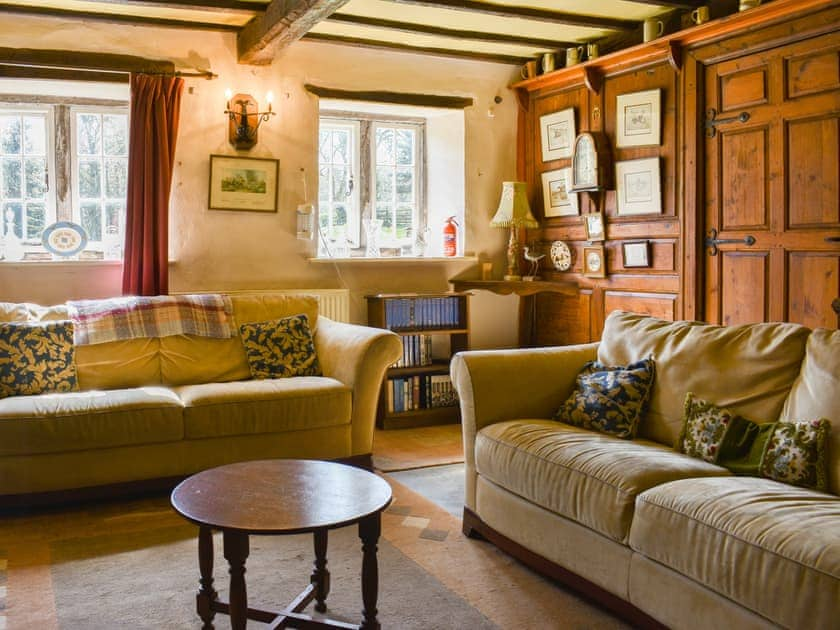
[705,109,750,137]
[705,228,756,256]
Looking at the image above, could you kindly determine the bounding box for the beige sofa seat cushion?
[475,420,731,543]
[598,311,810,447]
[0,387,183,456]
[630,476,840,629]
[782,328,840,495]
[159,294,320,386]
[177,377,351,439]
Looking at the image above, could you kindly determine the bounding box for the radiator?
[185,288,351,323]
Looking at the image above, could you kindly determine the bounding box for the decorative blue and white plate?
[42,221,88,257]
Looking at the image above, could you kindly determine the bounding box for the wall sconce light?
[224,89,276,150]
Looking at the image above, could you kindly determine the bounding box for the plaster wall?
[0,16,519,346]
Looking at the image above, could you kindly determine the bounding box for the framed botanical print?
[583,244,606,278]
[616,89,661,148]
[584,211,605,241]
[539,108,575,162]
[541,168,578,217]
[615,157,662,216]
[622,240,651,268]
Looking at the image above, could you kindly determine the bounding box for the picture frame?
[583,244,606,278]
[616,157,662,216]
[616,89,661,148]
[584,211,605,241]
[541,168,578,217]
[209,154,279,212]
[539,108,575,162]
[622,240,651,268]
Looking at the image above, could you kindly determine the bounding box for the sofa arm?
[314,317,402,457]
[451,342,598,474]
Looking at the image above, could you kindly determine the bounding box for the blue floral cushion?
[554,358,655,439]
[239,314,322,379]
[0,321,78,398]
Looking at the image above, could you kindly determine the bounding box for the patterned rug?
[0,476,629,629]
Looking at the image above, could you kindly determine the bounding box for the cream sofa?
[0,294,401,505]
[451,311,839,630]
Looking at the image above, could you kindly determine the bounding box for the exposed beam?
[326,13,575,49]
[58,0,264,14]
[386,0,637,31]
[0,65,129,83]
[0,4,243,31]
[302,32,527,65]
[237,0,351,65]
[0,48,175,74]
[621,0,701,8]
[304,84,474,108]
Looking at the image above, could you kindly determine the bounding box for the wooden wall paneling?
[787,114,839,227]
[533,291,592,347]
[603,291,677,321]
[788,252,840,329]
[681,53,702,322]
[718,251,770,325]
[720,127,769,230]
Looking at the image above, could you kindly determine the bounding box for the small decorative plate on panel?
[42,221,88,257]
[550,240,572,271]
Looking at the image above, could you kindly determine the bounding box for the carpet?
[0,476,629,629]
[373,425,464,472]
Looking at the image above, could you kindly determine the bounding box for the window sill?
[0,259,123,267]
[309,255,478,264]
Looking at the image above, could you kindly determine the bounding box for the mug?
[586,43,600,60]
[541,52,555,74]
[565,46,584,67]
[521,60,537,80]
[739,0,760,10]
[643,18,664,42]
[691,5,710,24]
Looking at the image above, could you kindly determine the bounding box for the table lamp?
[490,181,539,281]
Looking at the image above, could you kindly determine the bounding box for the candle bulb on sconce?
[266,90,274,113]
[223,90,276,150]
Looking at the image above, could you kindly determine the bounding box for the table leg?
[358,513,382,630]
[223,531,249,630]
[311,528,330,613]
[197,527,218,629]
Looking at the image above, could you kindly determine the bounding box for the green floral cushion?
[239,314,322,379]
[0,320,78,398]
[677,393,830,491]
[760,419,829,492]
[554,358,655,439]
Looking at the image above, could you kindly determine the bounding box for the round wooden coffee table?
[171,459,392,630]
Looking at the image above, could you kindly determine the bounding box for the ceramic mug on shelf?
[739,0,761,10]
[586,43,600,60]
[691,5,710,24]
[565,46,584,66]
[521,60,538,80]
[643,18,664,42]
[541,52,556,73]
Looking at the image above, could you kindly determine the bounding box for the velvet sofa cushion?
[240,314,322,379]
[598,311,810,447]
[474,419,731,543]
[630,476,840,630]
[0,320,78,398]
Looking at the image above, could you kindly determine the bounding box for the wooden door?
[703,32,840,329]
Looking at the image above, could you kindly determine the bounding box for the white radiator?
[182,288,351,322]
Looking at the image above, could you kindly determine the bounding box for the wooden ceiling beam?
[621,0,701,8]
[0,4,242,31]
[60,0,263,14]
[0,48,175,74]
[305,84,474,108]
[302,32,528,64]
[237,0,351,64]
[326,13,575,48]
[385,0,637,31]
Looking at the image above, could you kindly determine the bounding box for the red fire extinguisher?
[443,216,458,257]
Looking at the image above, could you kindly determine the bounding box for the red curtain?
[122,73,184,296]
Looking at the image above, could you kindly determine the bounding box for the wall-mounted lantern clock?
[570,132,611,192]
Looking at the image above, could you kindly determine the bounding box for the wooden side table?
[171,459,393,630]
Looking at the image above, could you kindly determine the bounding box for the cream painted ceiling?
[0,0,686,65]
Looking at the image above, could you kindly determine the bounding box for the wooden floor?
[372,424,463,472]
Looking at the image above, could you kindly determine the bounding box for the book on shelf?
[392,334,434,368]
[384,296,461,331]
[386,374,459,413]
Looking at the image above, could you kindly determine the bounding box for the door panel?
[704,31,840,329]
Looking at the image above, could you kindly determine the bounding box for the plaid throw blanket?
[68,294,236,345]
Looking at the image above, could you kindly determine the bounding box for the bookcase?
[366,292,470,430]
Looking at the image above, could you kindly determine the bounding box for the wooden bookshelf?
[367,292,469,430]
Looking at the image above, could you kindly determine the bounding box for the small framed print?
[616,157,662,216]
[622,240,651,268]
[584,211,605,241]
[583,244,606,278]
[209,154,279,212]
[616,89,661,148]
[541,168,578,217]
[540,108,575,162]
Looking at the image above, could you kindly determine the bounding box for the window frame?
[318,117,361,248]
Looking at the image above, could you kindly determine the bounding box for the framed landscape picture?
[541,168,578,217]
[616,157,662,216]
[540,108,575,162]
[209,154,279,212]
[616,89,661,147]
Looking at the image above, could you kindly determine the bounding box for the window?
[318,113,425,257]
[0,91,128,262]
